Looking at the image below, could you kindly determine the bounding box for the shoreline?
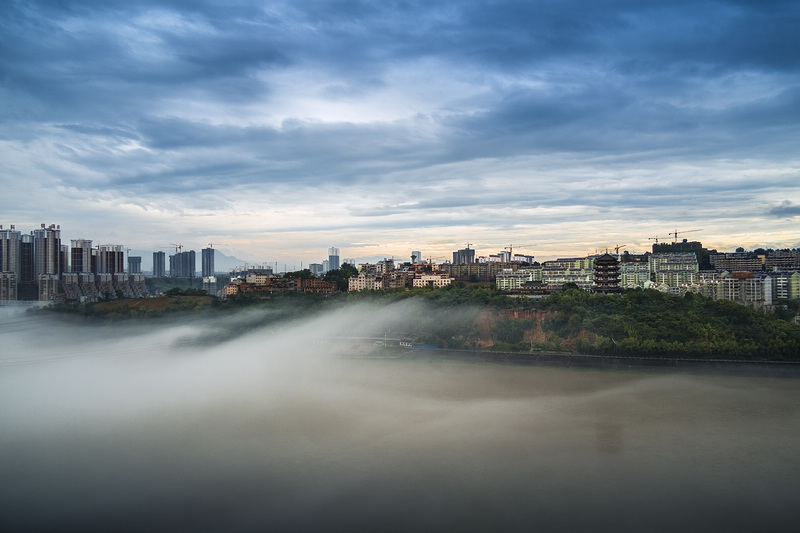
[359,348,800,378]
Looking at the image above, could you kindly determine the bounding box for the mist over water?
[2,304,800,532]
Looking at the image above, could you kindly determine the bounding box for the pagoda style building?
[593,253,623,293]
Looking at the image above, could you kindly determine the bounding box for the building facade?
[328,247,340,271]
[202,247,215,277]
[153,251,166,277]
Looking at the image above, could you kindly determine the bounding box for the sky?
[2,0,799,265]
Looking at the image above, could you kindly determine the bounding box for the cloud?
[769,201,800,218]
[1,0,799,260]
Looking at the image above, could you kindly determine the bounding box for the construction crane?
[648,236,663,244]
[170,243,183,254]
[504,244,536,259]
[669,229,702,243]
[613,244,626,255]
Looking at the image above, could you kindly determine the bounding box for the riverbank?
[357,347,800,378]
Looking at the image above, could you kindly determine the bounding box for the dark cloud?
[1,0,798,252]
[769,201,800,218]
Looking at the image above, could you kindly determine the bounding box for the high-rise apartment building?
[71,239,93,273]
[128,256,142,274]
[1,225,21,275]
[202,247,215,277]
[170,250,195,277]
[97,245,124,274]
[32,224,62,278]
[0,225,21,301]
[18,234,36,300]
[153,251,166,277]
[452,247,475,265]
[32,224,63,301]
[328,247,340,271]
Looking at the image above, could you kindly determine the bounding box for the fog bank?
[2,305,799,532]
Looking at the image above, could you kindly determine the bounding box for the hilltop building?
[593,253,623,293]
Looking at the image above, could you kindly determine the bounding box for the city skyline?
[1,221,798,274]
[2,1,799,264]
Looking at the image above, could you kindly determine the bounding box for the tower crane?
[648,236,663,244]
[669,229,702,243]
[504,244,536,259]
[170,243,183,254]
[614,244,626,255]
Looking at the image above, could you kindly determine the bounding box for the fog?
[2,304,800,532]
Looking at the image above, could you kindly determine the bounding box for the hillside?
[40,285,800,360]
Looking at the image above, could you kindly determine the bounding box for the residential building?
[71,239,93,273]
[202,247,215,277]
[328,247,340,271]
[540,257,595,290]
[619,261,650,289]
[452,247,475,265]
[496,267,543,291]
[32,224,62,279]
[412,272,453,288]
[153,251,166,277]
[710,252,763,272]
[202,276,217,296]
[97,244,124,274]
[765,250,800,270]
[128,256,142,274]
[170,250,195,277]
[0,272,16,301]
[0,226,21,301]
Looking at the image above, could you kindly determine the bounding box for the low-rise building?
[412,272,453,288]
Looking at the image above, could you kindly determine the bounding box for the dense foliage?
[541,285,800,360]
[40,282,800,360]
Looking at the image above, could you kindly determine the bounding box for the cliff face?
[484,309,601,353]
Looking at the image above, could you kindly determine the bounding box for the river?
[1,307,799,531]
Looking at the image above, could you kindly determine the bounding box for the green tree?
[284,268,315,279]
[324,263,359,292]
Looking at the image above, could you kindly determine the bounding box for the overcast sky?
[2,0,799,264]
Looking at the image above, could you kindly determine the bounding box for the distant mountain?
[213,250,255,272]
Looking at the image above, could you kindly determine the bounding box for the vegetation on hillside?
[540,284,800,360]
[39,283,800,360]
